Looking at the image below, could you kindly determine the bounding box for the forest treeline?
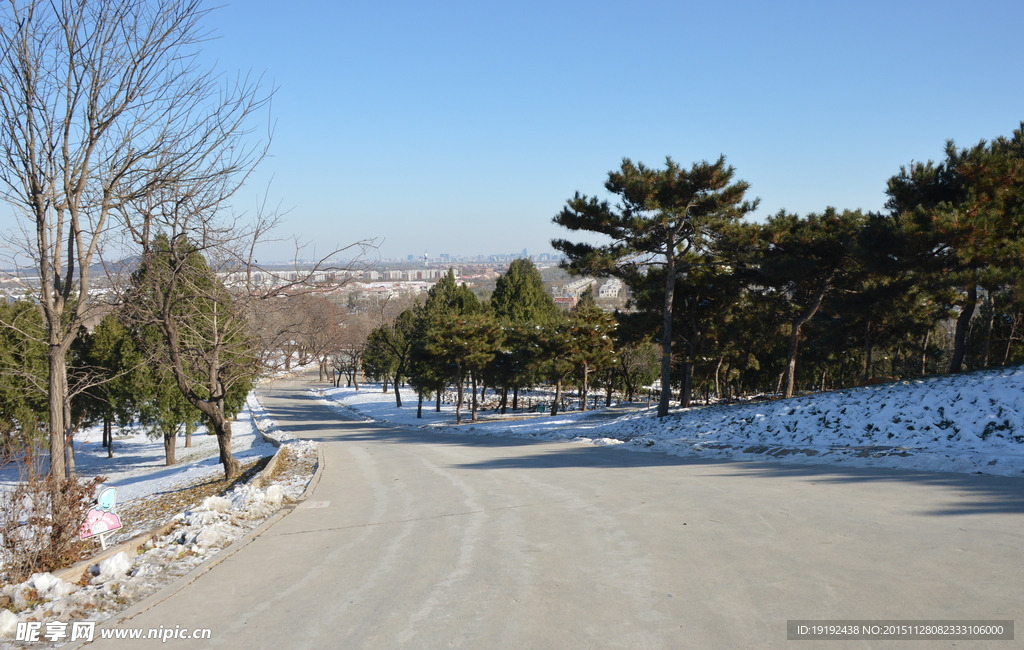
[367,123,1024,418]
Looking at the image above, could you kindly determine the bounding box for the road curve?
[82,375,1024,649]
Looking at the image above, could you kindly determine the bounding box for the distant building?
[559,278,597,298]
[554,296,578,310]
[598,278,624,299]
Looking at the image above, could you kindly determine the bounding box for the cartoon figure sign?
[80,487,123,549]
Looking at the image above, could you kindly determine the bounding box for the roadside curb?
[62,424,325,649]
[52,395,288,586]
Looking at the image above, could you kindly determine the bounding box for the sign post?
[79,487,123,550]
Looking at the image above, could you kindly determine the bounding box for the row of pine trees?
[366,124,1024,418]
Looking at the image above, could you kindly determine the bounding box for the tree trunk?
[455,369,465,424]
[512,386,519,410]
[714,357,723,400]
[580,362,589,411]
[47,346,68,483]
[499,386,508,414]
[210,414,240,479]
[861,319,874,382]
[658,244,676,417]
[1004,319,1017,365]
[949,283,978,373]
[782,278,830,398]
[417,392,424,419]
[64,433,76,478]
[981,293,995,368]
[550,379,562,416]
[678,346,695,408]
[104,419,113,458]
[393,373,403,407]
[164,432,177,466]
[920,330,930,375]
[470,372,479,422]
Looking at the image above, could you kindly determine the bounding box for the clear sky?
[14,1,1024,263]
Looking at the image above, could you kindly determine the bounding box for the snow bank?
[0,478,309,643]
[320,365,1024,477]
[0,391,319,647]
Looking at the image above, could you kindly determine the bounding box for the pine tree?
[72,315,144,459]
[125,234,258,479]
[420,313,503,423]
[408,269,483,416]
[363,308,418,406]
[884,123,1024,372]
[747,208,866,398]
[565,305,616,411]
[553,156,757,416]
[0,300,48,463]
[491,258,558,325]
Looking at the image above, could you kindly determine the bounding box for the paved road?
[84,376,1024,649]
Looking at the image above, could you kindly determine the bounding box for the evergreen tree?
[553,156,757,416]
[420,312,503,423]
[747,208,866,398]
[491,258,558,325]
[125,234,258,479]
[566,305,617,411]
[611,340,660,403]
[884,123,1024,372]
[488,258,557,409]
[408,269,482,415]
[0,300,48,463]
[363,308,417,406]
[72,315,144,459]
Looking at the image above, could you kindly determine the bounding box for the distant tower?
[424,250,429,267]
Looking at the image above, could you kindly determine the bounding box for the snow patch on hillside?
[320,365,1024,476]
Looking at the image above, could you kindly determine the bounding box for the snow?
[317,364,1024,477]
[0,393,318,649]
[0,399,279,503]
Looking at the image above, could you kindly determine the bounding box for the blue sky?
[36,1,1024,262]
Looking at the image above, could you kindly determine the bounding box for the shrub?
[0,473,105,585]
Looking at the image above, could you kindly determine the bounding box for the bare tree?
[294,295,348,381]
[0,0,269,482]
[120,186,372,479]
[123,231,260,479]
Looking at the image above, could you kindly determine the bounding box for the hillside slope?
[322,364,1024,477]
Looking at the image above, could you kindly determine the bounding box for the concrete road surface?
[79,376,1024,649]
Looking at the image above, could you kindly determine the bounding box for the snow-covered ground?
[0,398,277,503]
[318,364,1024,477]
[0,396,317,648]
